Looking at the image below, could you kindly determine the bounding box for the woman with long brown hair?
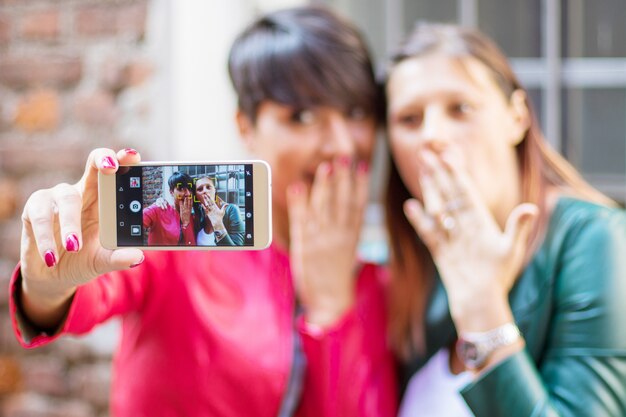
[385,23,626,416]
[193,176,245,246]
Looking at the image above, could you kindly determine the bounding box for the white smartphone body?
[99,160,272,250]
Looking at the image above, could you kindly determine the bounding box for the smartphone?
[99,161,272,250]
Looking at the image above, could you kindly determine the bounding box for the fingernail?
[319,162,332,176]
[429,141,448,153]
[357,160,369,174]
[337,155,352,168]
[44,250,57,268]
[124,148,138,155]
[65,233,80,252]
[441,149,460,166]
[130,255,145,268]
[290,182,304,195]
[418,162,431,178]
[102,156,117,169]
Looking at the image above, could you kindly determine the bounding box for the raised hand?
[154,196,169,210]
[402,147,538,331]
[201,194,227,231]
[20,148,145,329]
[179,194,192,227]
[287,157,369,328]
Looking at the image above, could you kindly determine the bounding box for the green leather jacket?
[194,203,245,246]
[401,197,626,416]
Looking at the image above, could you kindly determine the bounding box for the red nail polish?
[130,256,145,268]
[320,162,332,176]
[44,251,57,267]
[65,234,80,252]
[338,156,352,168]
[102,156,117,169]
[357,161,369,174]
[124,148,138,155]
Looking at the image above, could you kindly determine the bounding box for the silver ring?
[441,214,456,231]
[445,198,466,213]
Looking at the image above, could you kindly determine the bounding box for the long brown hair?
[192,176,226,235]
[385,23,614,361]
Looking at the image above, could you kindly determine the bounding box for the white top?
[399,348,475,417]
[196,228,216,246]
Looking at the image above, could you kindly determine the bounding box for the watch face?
[456,324,521,370]
[456,340,485,369]
[459,342,478,361]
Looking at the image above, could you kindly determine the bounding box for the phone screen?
[115,164,254,247]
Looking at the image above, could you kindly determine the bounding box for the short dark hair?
[168,172,194,193]
[228,6,380,123]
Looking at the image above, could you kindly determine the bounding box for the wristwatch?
[214,229,227,241]
[456,322,521,370]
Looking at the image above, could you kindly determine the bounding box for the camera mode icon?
[129,200,142,213]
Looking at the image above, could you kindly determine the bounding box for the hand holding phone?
[19,148,144,329]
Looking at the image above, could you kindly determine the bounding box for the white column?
[170,0,254,161]
[169,0,308,162]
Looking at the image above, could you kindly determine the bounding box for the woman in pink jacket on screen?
[10,6,396,417]
[142,171,197,246]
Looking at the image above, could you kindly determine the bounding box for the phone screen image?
[115,164,254,247]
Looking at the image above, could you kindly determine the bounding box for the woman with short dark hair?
[143,171,196,245]
[11,6,396,417]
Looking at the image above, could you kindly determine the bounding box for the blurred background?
[0,0,624,415]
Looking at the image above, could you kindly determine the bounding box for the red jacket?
[143,203,196,245]
[9,245,397,417]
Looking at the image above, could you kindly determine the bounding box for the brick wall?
[0,0,152,415]
[142,165,163,207]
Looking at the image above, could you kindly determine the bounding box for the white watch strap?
[460,322,521,350]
